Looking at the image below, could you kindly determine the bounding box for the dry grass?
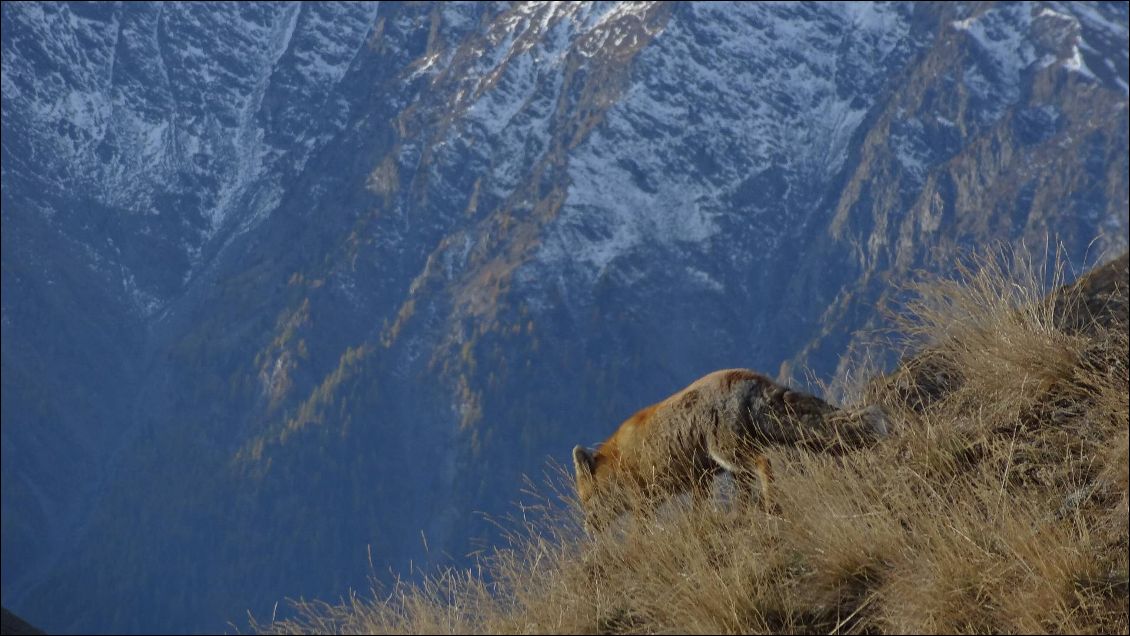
[257,247,1129,634]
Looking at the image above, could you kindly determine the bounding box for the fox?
[572,368,888,528]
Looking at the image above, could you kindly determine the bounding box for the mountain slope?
[263,250,1130,635]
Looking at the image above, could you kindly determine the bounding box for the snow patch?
[533,2,913,283]
[1062,44,1098,79]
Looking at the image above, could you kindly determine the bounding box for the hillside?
[261,249,1129,634]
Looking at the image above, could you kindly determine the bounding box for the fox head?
[572,445,627,532]
[572,445,599,522]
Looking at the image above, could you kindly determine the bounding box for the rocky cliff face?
[2,2,1127,633]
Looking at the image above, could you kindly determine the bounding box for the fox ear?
[573,445,595,480]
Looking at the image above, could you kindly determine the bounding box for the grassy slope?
[260,248,1129,635]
